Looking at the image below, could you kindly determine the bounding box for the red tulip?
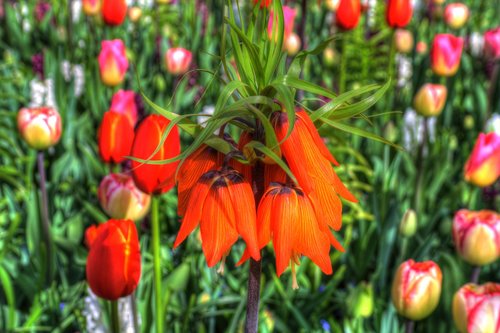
[102,0,127,26]
[98,111,135,164]
[253,0,271,8]
[386,0,412,28]
[336,0,360,30]
[86,219,141,300]
[430,34,464,77]
[131,115,181,194]
[110,90,138,126]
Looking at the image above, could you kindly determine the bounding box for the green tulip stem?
[387,30,397,112]
[470,266,481,284]
[405,320,415,333]
[37,151,53,286]
[151,196,163,333]
[110,300,120,333]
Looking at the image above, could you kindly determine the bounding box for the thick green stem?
[387,30,397,112]
[110,300,120,333]
[151,196,163,333]
[413,119,428,215]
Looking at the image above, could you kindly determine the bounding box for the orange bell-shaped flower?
[174,167,261,268]
[272,109,356,231]
[386,0,413,28]
[86,219,141,300]
[336,0,361,30]
[176,145,223,217]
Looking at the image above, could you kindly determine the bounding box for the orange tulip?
[174,167,261,268]
[98,173,151,221]
[391,259,442,320]
[86,219,141,300]
[452,210,500,266]
[453,283,500,333]
[131,115,181,194]
[394,29,414,54]
[176,145,223,217]
[241,183,344,289]
[82,0,101,16]
[98,111,135,164]
[464,132,500,187]
[17,106,62,150]
[272,109,356,232]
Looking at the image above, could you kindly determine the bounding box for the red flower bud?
[336,0,361,30]
[386,0,413,28]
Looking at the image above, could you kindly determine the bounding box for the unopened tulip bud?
[323,47,338,67]
[128,6,142,22]
[391,260,442,320]
[17,106,62,150]
[444,3,469,30]
[464,132,500,187]
[453,283,500,333]
[413,83,447,117]
[416,41,428,55]
[349,282,374,318]
[399,209,417,237]
[452,210,500,266]
[165,48,192,75]
[394,29,414,54]
[98,173,151,221]
[284,33,301,56]
[463,115,474,129]
[82,0,101,16]
[432,0,446,4]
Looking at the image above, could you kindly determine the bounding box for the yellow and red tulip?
[165,48,193,76]
[391,259,442,320]
[98,40,129,87]
[453,283,500,333]
[430,34,464,77]
[413,83,448,117]
[17,106,62,150]
[452,210,500,266]
[464,132,500,187]
[444,3,469,29]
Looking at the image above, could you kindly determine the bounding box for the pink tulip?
[17,107,62,150]
[164,48,192,76]
[268,6,297,41]
[98,40,129,86]
[430,34,464,77]
[98,173,151,221]
[444,3,469,29]
[464,132,500,187]
[453,210,500,266]
[453,283,500,333]
[110,90,138,126]
[484,28,500,60]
